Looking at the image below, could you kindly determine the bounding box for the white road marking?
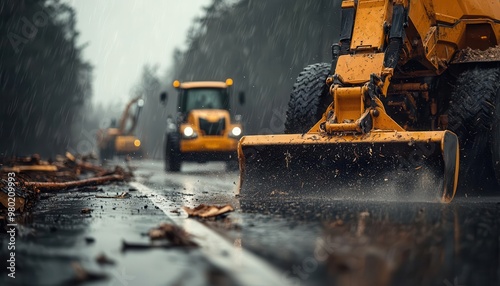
[130,182,291,286]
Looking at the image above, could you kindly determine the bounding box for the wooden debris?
[0,153,134,215]
[81,208,92,214]
[0,184,27,212]
[183,204,234,218]
[25,175,124,192]
[95,191,130,199]
[1,165,58,173]
[148,223,198,247]
[122,223,199,251]
[95,253,115,265]
[270,190,288,196]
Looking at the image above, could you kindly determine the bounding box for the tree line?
[0,0,92,157]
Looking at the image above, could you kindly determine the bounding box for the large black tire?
[165,133,181,172]
[99,148,108,162]
[491,78,500,187]
[284,63,332,134]
[447,67,500,189]
[99,140,114,162]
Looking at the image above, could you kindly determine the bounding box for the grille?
[199,117,225,136]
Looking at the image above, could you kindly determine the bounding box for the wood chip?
[81,208,92,214]
[183,204,234,218]
[147,223,198,247]
[95,253,115,265]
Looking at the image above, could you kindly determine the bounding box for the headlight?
[183,126,194,137]
[182,126,197,139]
[230,126,242,137]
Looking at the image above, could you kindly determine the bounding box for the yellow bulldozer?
[238,0,500,203]
[97,97,144,161]
[160,79,245,172]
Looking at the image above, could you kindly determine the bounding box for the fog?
[63,0,212,106]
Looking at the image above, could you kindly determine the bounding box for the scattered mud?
[452,45,500,63]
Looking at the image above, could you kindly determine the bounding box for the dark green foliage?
[0,0,92,157]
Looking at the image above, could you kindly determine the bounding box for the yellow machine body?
[114,135,141,154]
[163,79,244,171]
[180,109,241,153]
[97,97,143,159]
[238,0,500,202]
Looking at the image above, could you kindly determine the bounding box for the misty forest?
[1,0,342,158]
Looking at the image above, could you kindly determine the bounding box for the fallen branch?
[1,165,58,173]
[25,174,123,191]
[78,161,106,174]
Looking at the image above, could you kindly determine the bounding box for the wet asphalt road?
[2,159,500,286]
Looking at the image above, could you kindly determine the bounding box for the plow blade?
[238,131,459,203]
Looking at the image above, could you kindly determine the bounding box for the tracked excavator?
[97,97,144,160]
[238,0,500,203]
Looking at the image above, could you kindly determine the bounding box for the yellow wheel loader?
[238,0,500,203]
[160,79,245,172]
[97,97,144,161]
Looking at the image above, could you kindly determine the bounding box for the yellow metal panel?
[335,53,386,84]
[181,137,238,152]
[239,131,449,146]
[408,1,435,43]
[189,109,229,123]
[414,0,500,59]
[238,130,459,203]
[457,0,500,20]
[341,0,355,9]
[333,86,365,123]
[115,136,141,152]
[350,0,389,50]
[371,106,405,131]
[106,128,120,136]
[180,81,228,89]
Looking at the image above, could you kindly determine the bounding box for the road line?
[130,182,291,286]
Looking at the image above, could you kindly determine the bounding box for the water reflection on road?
[131,160,500,285]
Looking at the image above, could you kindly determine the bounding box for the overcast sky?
[63,0,212,106]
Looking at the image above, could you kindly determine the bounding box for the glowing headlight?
[231,126,242,137]
[183,126,194,137]
[133,139,141,147]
